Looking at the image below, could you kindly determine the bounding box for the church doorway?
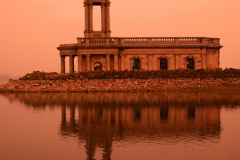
[187,58,194,70]
[160,58,168,70]
[132,59,140,70]
[94,62,102,71]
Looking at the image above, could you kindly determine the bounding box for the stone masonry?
[57,0,222,74]
[0,69,240,92]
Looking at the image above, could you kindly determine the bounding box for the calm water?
[0,91,240,160]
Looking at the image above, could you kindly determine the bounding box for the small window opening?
[187,58,195,70]
[160,58,168,70]
[132,58,140,70]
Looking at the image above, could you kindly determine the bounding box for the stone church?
[57,0,222,73]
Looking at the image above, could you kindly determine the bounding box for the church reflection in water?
[61,103,220,160]
[2,91,240,160]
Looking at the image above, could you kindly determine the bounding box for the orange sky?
[0,0,240,77]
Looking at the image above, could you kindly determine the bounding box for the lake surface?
[0,91,240,160]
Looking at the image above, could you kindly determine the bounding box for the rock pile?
[1,69,240,92]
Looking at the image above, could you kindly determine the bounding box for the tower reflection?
[2,91,240,160]
[57,92,227,160]
[61,103,221,160]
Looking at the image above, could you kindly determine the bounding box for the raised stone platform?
[0,69,240,92]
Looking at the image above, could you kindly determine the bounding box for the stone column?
[78,53,83,73]
[175,55,180,69]
[148,55,153,70]
[121,55,126,71]
[86,54,91,71]
[101,3,106,32]
[143,55,148,70]
[152,57,158,71]
[89,4,93,32]
[179,55,185,69]
[84,3,89,36]
[106,2,111,37]
[60,56,65,74]
[69,55,74,73]
[114,54,118,71]
[106,54,110,71]
[202,53,206,69]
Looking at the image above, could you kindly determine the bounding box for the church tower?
[84,0,111,38]
[58,0,222,74]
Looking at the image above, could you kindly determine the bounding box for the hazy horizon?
[1,0,240,76]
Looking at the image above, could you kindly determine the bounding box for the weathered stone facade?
[57,0,222,73]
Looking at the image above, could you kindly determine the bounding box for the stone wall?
[0,69,240,92]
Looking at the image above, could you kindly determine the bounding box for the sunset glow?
[0,0,240,77]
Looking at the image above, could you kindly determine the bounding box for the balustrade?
[179,38,201,43]
[124,38,148,43]
[152,38,175,43]
[74,37,220,47]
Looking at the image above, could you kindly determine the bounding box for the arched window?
[132,58,140,70]
[94,62,102,71]
[187,58,194,70]
[160,58,168,70]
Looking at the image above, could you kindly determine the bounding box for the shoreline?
[1,70,240,93]
[1,78,240,93]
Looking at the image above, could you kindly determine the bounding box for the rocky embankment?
[0,69,240,92]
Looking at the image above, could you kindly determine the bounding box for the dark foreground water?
[0,91,240,160]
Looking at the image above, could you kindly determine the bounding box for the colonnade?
[60,53,211,74]
[60,53,119,74]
